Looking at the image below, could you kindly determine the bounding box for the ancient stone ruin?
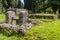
[0,9,33,34]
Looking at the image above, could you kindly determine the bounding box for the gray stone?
[6,11,16,25]
[6,9,29,26]
[16,9,28,26]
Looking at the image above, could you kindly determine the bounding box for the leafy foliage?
[1,0,20,9]
[0,0,60,13]
[24,0,60,13]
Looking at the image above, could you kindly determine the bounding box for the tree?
[17,0,22,8]
[24,0,48,13]
[24,0,33,10]
[11,0,18,8]
[48,0,59,14]
[24,0,59,13]
[2,0,19,9]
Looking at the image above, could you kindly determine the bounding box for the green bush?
[46,8,53,13]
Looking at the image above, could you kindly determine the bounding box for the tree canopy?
[0,0,60,13]
[24,0,60,13]
[1,0,20,9]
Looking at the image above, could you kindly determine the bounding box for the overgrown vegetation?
[0,14,5,20]
[0,0,60,40]
[0,14,60,40]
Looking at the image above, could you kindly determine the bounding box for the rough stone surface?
[6,11,16,25]
[19,10,28,25]
[16,9,28,25]
[0,23,26,34]
[0,9,33,34]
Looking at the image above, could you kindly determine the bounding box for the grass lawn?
[0,14,5,21]
[27,20,60,40]
[0,14,60,40]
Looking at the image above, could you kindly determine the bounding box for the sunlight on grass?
[0,14,60,40]
[26,20,60,40]
[0,14,5,20]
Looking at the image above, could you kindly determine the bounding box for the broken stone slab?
[0,23,33,34]
[0,23,26,34]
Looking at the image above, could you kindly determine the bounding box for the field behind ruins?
[0,14,60,40]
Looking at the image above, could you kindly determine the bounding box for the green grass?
[0,14,5,21]
[26,20,60,40]
[0,14,60,40]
